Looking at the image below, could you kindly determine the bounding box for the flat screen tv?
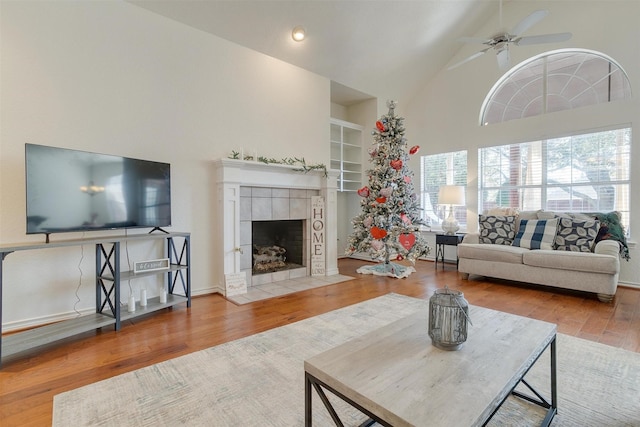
[25,144,171,240]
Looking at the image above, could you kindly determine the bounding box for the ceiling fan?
[448,4,572,71]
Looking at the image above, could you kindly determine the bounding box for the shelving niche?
[0,232,191,366]
[330,118,364,192]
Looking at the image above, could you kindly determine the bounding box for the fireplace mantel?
[214,158,336,189]
[213,159,340,296]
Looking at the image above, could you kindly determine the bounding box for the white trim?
[480,48,632,126]
[2,308,95,333]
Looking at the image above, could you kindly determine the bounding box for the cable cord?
[125,229,133,300]
[73,233,86,317]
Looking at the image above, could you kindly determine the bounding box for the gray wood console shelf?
[0,232,190,366]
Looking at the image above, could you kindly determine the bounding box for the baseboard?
[2,307,96,333]
[618,281,640,290]
[192,286,223,297]
[2,288,222,333]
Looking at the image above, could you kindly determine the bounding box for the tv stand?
[148,227,170,234]
[0,232,191,367]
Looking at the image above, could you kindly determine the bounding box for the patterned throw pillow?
[512,218,559,250]
[478,215,516,245]
[554,218,599,252]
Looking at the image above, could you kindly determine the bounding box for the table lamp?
[438,185,465,235]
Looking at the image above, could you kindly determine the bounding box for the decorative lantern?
[428,288,470,350]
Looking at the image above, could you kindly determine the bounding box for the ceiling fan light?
[497,48,511,71]
[292,26,306,42]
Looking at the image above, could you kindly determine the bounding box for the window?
[478,127,631,228]
[420,150,467,230]
[481,49,632,125]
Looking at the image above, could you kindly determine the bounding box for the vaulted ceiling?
[128,1,501,105]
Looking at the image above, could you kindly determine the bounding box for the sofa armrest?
[462,233,479,244]
[594,239,621,258]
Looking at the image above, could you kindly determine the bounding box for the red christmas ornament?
[399,233,416,250]
[401,213,411,224]
[375,196,387,204]
[396,254,404,261]
[357,186,370,197]
[409,145,420,155]
[376,121,385,132]
[371,226,387,240]
[390,159,403,170]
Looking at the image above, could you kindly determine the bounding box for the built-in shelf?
[330,118,364,192]
[0,232,191,366]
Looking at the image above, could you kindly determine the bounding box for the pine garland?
[229,151,327,177]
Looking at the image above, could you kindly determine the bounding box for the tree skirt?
[356,262,416,278]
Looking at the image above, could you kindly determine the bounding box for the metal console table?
[0,232,190,367]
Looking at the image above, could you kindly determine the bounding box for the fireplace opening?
[252,220,304,275]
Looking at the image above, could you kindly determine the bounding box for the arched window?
[480,49,632,125]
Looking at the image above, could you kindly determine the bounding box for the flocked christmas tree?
[346,101,430,278]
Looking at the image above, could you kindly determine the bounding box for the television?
[25,144,171,240]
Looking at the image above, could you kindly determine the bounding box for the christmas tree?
[345,101,430,278]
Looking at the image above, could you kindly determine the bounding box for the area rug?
[53,293,640,426]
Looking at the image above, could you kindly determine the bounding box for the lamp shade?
[438,185,465,206]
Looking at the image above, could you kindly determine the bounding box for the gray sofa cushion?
[523,250,619,275]
[458,243,528,264]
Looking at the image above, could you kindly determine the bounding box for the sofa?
[458,210,627,302]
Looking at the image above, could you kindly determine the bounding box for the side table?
[435,233,465,270]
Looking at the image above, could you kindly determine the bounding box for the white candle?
[140,289,147,307]
[159,283,167,303]
[128,294,136,312]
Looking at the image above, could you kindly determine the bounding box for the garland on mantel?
[229,151,327,177]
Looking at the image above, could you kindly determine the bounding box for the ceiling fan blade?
[458,36,492,45]
[497,48,510,71]
[447,48,490,71]
[510,9,549,36]
[516,32,572,46]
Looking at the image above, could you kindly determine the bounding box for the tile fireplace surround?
[213,159,340,297]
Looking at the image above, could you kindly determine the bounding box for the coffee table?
[304,306,557,426]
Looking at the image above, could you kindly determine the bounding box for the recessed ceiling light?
[292,26,306,42]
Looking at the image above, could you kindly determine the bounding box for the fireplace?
[213,159,339,296]
[252,220,304,274]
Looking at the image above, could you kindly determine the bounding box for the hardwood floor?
[1,257,639,426]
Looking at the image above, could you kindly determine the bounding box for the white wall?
[0,1,329,329]
[3,1,639,330]
[404,1,640,285]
